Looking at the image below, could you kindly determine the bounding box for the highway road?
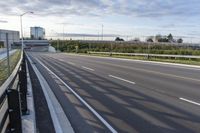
[28,52,200,133]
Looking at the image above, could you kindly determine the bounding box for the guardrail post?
[19,53,28,115]
[147,54,150,60]
[7,89,22,133]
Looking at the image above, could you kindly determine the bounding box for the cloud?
[0,20,8,23]
[0,0,200,18]
[160,24,200,28]
[56,22,84,26]
[55,33,120,37]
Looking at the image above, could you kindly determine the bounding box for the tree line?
[50,40,200,55]
[115,34,183,43]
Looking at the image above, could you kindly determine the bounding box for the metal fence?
[88,52,200,59]
[0,51,27,133]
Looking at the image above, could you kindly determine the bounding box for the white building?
[30,27,45,40]
[0,29,20,48]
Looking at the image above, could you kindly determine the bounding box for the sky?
[0,0,200,42]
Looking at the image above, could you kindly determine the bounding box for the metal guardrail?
[88,52,200,59]
[0,51,27,133]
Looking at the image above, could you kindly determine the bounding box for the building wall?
[30,27,45,40]
[0,29,20,48]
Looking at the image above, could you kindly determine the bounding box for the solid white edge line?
[109,75,135,85]
[35,58,118,133]
[82,66,95,71]
[179,98,200,106]
[27,55,74,133]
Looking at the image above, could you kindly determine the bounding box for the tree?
[115,37,120,41]
[167,33,173,42]
[115,37,124,41]
[177,38,183,43]
[146,37,154,42]
[158,37,168,42]
[155,34,162,42]
[133,38,140,42]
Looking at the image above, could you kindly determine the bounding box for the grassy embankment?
[0,50,21,86]
[50,40,200,66]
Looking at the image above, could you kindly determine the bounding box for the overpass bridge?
[13,40,51,52]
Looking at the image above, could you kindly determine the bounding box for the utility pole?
[20,11,33,51]
[20,15,23,51]
[6,33,10,76]
[102,24,104,41]
[63,24,65,46]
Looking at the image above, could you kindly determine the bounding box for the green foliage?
[50,40,200,55]
[0,50,21,85]
[167,33,173,41]
[177,38,183,43]
[115,37,124,41]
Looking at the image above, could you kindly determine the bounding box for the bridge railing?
[0,51,27,133]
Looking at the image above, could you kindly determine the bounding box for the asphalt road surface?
[28,52,200,133]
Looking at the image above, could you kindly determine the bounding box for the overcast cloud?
[0,0,199,17]
[0,0,200,42]
[0,20,8,23]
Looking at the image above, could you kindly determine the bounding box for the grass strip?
[0,50,21,86]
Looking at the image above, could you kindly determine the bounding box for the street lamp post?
[101,24,104,41]
[20,11,33,51]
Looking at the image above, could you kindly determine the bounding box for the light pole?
[20,11,33,51]
[63,24,64,41]
[102,24,104,41]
